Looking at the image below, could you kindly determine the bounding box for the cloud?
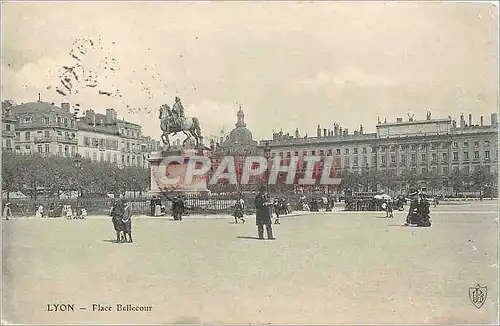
[301,67,402,90]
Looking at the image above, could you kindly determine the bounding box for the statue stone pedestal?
[148,147,212,196]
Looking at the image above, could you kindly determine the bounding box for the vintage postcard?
[1,1,498,324]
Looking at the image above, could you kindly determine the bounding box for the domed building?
[219,106,258,152]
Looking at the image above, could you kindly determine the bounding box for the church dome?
[222,106,257,148]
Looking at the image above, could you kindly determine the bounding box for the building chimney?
[295,128,299,138]
[491,113,498,126]
[460,114,465,128]
[334,123,339,136]
[480,116,484,126]
[323,128,327,138]
[468,114,472,127]
[85,109,95,120]
[317,125,321,137]
[38,93,41,102]
[396,117,402,123]
[344,128,349,136]
[61,102,70,112]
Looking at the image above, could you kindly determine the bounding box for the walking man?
[121,199,133,243]
[254,185,275,240]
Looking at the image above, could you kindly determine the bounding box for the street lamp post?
[263,141,271,195]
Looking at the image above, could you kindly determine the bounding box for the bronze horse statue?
[159,104,203,148]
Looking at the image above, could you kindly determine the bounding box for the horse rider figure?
[171,96,185,129]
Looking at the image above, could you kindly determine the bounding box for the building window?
[463,166,470,173]
[25,131,30,140]
[442,167,448,174]
[421,153,426,162]
[453,166,459,173]
[344,157,350,167]
[381,155,386,165]
[44,130,50,138]
[484,140,490,147]
[287,151,291,157]
[43,117,50,124]
[410,144,417,151]
[84,137,90,146]
[463,152,469,160]
[442,153,448,163]
[401,154,406,164]
[363,156,368,165]
[37,144,43,153]
[15,132,20,140]
[295,151,299,156]
[422,144,428,150]
[71,146,76,155]
[5,124,11,131]
[354,148,358,154]
[319,150,324,156]
[327,149,332,156]
[452,141,458,148]
[473,151,479,159]
[57,116,61,124]
[390,154,396,164]
[15,145,20,151]
[100,153,104,161]
[336,149,341,155]
[362,147,367,154]
[453,152,458,161]
[431,153,437,163]
[353,156,358,166]
[411,154,416,164]
[390,146,395,152]
[64,118,68,126]
[421,167,427,174]
[64,145,69,156]
[45,144,50,153]
[380,146,386,151]
[24,116,32,123]
[463,141,468,148]
[474,141,479,148]
[59,145,63,153]
[311,150,316,156]
[25,145,30,150]
[485,150,490,159]
[486,165,491,173]
[302,151,307,156]
[70,119,74,127]
[93,152,97,161]
[114,154,117,163]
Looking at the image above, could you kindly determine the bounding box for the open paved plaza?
[2,201,498,324]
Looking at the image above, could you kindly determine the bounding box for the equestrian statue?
[159,97,203,148]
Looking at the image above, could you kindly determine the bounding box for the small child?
[386,200,394,218]
[66,205,73,219]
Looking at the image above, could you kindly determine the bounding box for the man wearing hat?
[405,188,420,226]
[254,185,275,240]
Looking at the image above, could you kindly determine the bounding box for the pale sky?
[1,1,498,142]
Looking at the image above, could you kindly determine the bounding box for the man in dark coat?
[254,185,275,240]
[110,199,125,243]
[150,196,156,216]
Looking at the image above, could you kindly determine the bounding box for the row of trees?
[2,152,150,200]
[339,167,497,197]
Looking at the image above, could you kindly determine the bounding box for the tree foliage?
[1,152,150,199]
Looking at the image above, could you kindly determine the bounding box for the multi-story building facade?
[1,100,17,151]
[6,100,159,168]
[77,108,158,168]
[12,101,78,157]
[259,111,498,191]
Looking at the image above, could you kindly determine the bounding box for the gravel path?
[2,202,498,324]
